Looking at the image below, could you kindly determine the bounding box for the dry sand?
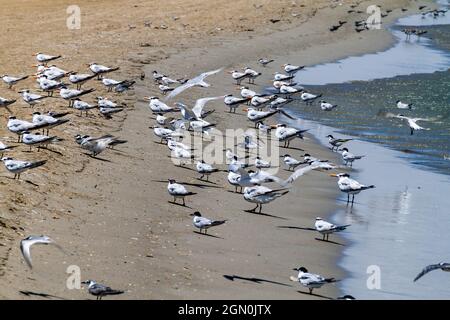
[0,0,434,299]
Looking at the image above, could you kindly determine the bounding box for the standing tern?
[229,70,250,85]
[101,78,126,92]
[227,171,242,193]
[153,127,183,143]
[330,173,375,204]
[32,112,69,135]
[144,96,179,113]
[326,134,352,151]
[0,141,16,157]
[36,65,68,81]
[167,179,197,205]
[258,58,274,67]
[301,92,322,105]
[270,97,293,109]
[35,53,61,64]
[1,74,29,89]
[314,217,350,241]
[166,68,223,100]
[69,72,97,90]
[239,86,257,99]
[255,156,271,169]
[414,262,450,282]
[75,134,125,157]
[35,75,64,96]
[275,124,308,148]
[22,131,63,151]
[73,99,97,116]
[81,280,124,300]
[244,108,278,127]
[281,154,302,171]
[88,63,119,79]
[250,95,276,109]
[273,72,294,82]
[224,95,250,113]
[20,235,60,269]
[243,185,289,213]
[59,86,95,107]
[341,148,365,167]
[196,160,219,181]
[392,114,431,135]
[243,67,261,84]
[7,116,46,142]
[282,64,305,75]
[1,157,46,179]
[279,85,303,99]
[190,211,226,234]
[319,100,337,111]
[0,96,16,112]
[152,70,164,82]
[19,90,47,107]
[291,267,337,294]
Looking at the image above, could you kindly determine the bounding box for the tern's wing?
[283,164,318,185]
[166,83,193,100]
[414,264,444,282]
[192,96,224,119]
[199,68,223,80]
[20,240,33,268]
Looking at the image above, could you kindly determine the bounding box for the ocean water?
[284,1,450,299]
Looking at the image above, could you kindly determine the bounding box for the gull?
[301,92,322,104]
[229,70,250,85]
[73,99,97,116]
[22,131,63,151]
[7,116,46,142]
[60,86,95,107]
[167,179,196,205]
[251,95,276,109]
[396,100,413,110]
[0,96,16,112]
[239,86,257,100]
[32,112,69,135]
[314,217,350,241]
[152,70,164,82]
[281,154,302,171]
[224,94,250,113]
[102,78,126,92]
[258,58,274,67]
[20,235,60,269]
[243,67,261,84]
[81,280,124,300]
[330,173,375,204]
[243,185,289,213]
[69,72,97,90]
[19,90,48,107]
[326,134,352,151]
[144,96,179,113]
[270,97,293,109]
[275,124,308,148]
[255,156,271,169]
[291,267,337,294]
[88,63,119,79]
[273,72,295,82]
[279,85,303,98]
[1,74,29,89]
[391,114,432,135]
[0,141,16,157]
[166,68,223,100]
[196,160,219,181]
[282,63,305,75]
[341,148,365,167]
[414,262,450,282]
[319,100,337,111]
[190,211,226,234]
[35,53,61,64]
[1,157,46,179]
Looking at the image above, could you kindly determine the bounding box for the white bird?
[196,160,219,181]
[239,86,257,99]
[414,262,450,282]
[19,90,47,107]
[229,70,250,85]
[167,179,196,205]
[73,99,97,116]
[88,63,119,79]
[224,95,249,113]
[166,68,223,99]
[273,72,294,82]
[243,67,261,84]
[32,112,69,135]
[255,156,271,169]
[60,86,95,107]
[243,185,289,213]
[35,53,61,64]
[190,211,226,234]
[282,63,305,74]
[97,97,119,108]
[144,96,178,113]
[0,141,16,157]
[314,217,350,241]
[153,127,183,143]
[75,134,125,157]
[279,85,302,98]
[1,74,29,89]
[392,114,431,135]
[330,173,375,204]
[396,100,413,109]
[7,116,45,142]
[1,157,46,179]
[186,95,224,121]
[341,148,365,167]
[245,108,278,127]
[20,235,59,269]
[35,75,63,96]
[0,96,16,112]
[227,171,242,193]
[275,124,308,148]
[101,78,125,92]
[301,92,322,104]
[172,146,193,166]
[319,100,337,111]
[99,106,124,118]
[69,73,97,90]
[326,134,352,151]
[22,131,62,151]
[160,75,178,85]
[152,70,164,82]
[270,97,293,109]
[291,267,337,294]
[281,154,302,171]
[37,65,68,80]
[81,280,124,300]
[250,95,276,109]
[159,84,175,95]
[258,58,274,67]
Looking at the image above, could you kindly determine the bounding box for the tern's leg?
[173,196,176,203]
[309,288,313,294]
[347,194,349,203]
[250,204,258,212]
[182,198,186,206]
[206,175,209,181]
[323,234,325,241]
[199,174,204,180]
[351,195,355,205]
[258,204,262,213]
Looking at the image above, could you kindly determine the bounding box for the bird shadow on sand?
[296,290,333,300]
[152,179,222,189]
[280,146,304,151]
[19,290,67,300]
[168,201,192,209]
[195,178,219,185]
[278,225,315,231]
[223,275,291,287]
[244,209,288,220]
[84,153,113,162]
[314,238,345,246]
[193,231,223,239]
[24,180,40,187]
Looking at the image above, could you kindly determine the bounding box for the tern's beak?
[329,173,337,177]
[270,125,277,129]
[243,108,248,112]
[143,96,150,101]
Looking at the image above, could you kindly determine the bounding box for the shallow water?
[284,2,450,299]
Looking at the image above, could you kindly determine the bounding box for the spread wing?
[283,163,319,186]
[414,263,448,282]
[192,96,224,119]
[166,68,223,100]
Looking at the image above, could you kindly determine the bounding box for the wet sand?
[0,0,431,299]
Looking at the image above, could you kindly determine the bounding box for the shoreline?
[0,0,433,299]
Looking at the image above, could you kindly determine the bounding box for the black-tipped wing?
[414,263,449,282]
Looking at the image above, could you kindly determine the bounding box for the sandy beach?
[0,0,434,299]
